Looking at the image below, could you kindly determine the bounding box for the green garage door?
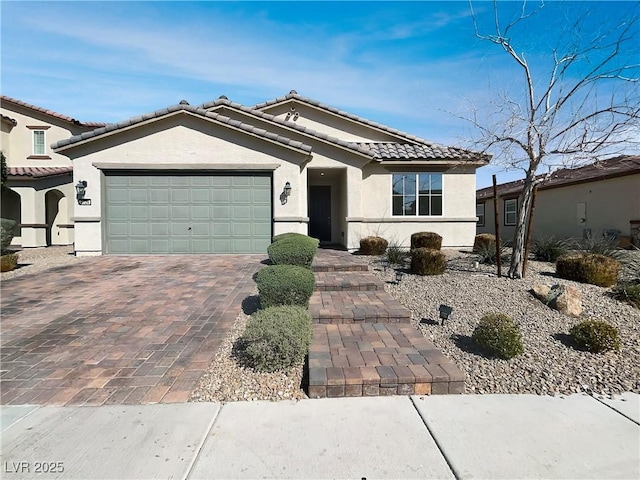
[105,173,272,254]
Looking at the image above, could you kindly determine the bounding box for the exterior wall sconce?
[75,180,91,205]
[281,181,292,205]
[439,304,453,325]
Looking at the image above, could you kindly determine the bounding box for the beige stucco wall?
[61,113,310,255]
[476,173,640,243]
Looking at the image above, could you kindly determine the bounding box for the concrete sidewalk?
[1,393,638,479]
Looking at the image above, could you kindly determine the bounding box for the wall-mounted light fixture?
[75,180,91,205]
[280,181,292,205]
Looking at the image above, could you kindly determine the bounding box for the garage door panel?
[105,174,271,254]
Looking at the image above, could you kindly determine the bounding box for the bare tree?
[467,0,640,278]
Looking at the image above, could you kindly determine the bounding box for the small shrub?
[359,236,388,255]
[410,248,447,275]
[473,233,496,253]
[1,218,17,252]
[532,236,571,262]
[272,232,311,243]
[240,305,313,372]
[383,241,409,267]
[575,236,621,259]
[569,319,620,353]
[410,232,442,250]
[610,281,640,309]
[0,253,18,272]
[255,265,315,308]
[472,313,524,360]
[475,240,510,266]
[556,254,620,287]
[267,235,319,268]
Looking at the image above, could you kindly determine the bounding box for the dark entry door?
[309,186,331,242]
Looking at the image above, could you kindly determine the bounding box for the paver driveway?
[1,255,264,406]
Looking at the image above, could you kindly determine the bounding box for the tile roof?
[354,142,488,162]
[253,90,466,149]
[201,97,373,158]
[8,166,73,178]
[52,104,313,154]
[477,155,640,199]
[1,114,17,126]
[1,95,107,128]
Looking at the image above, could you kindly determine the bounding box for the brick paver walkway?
[1,255,263,406]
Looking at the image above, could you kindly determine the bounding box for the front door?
[309,186,331,242]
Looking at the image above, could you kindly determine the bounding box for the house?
[51,90,488,256]
[1,96,105,248]
[476,155,640,246]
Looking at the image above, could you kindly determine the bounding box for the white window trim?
[476,203,485,227]
[504,198,518,226]
[391,173,443,217]
[27,126,50,156]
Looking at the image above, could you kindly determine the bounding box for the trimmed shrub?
[267,235,319,268]
[383,241,409,267]
[556,254,620,287]
[272,232,311,244]
[0,253,18,272]
[410,232,442,250]
[360,236,388,255]
[532,236,571,262]
[256,264,315,308]
[569,319,621,353]
[1,218,17,252]
[473,233,496,253]
[610,281,640,309]
[472,313,524,360]
[410,247,447,275]
[240,305,313,372]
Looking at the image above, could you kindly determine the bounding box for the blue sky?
[2,1,638,188]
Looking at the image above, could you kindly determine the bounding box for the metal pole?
[493,175,501,278]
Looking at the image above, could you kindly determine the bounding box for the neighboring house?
[0,96,105,248]
[476,155,640,246]
[52,90,488,256]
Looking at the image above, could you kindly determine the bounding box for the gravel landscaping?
[370,251,640,396]
[1,246,83,280]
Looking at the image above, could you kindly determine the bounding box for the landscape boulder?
[532,283,582,317]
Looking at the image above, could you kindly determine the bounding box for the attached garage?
[104,172,272,254]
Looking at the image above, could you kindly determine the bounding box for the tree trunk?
[508,169,537,279]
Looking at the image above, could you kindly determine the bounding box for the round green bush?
[360,236,389,255]
[1,218,17,253]
[240,305,313,372]
[610,281,640,309]
[410,232,442,250]
[472,313,524,360]
[267,235,319,268]
[473,234,496,253]
[410,248,447,275]
[256,264,316,308]
[569,319,620,353]
[556,254,620,287]
[272,232,312,243]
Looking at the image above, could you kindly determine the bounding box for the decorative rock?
[533,283,582,317]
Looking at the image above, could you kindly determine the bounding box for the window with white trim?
[32,130,46,155]
[476,203,485,226]
[504,198,518,226]
[392,173,442,216]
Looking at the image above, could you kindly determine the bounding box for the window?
[32,130,46,155]
[392,173,442,216]
[476,203,485,226]
[504,198,518,226]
